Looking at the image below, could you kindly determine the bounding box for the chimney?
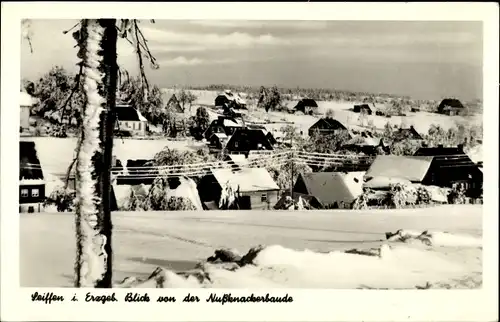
[438,144,444,149]
[457,144,464,152]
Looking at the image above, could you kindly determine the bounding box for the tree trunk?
[74,19,117,288]
[95,18,118,288]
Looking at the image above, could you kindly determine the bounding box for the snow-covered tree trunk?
[75,19,117,288]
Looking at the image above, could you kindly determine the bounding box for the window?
[31,188,39,198]
[137,122,141,131]
[261,193,267,202]
[21,189,28,197]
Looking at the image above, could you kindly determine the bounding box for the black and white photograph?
[2,5,498,321]
[16,16,489,290]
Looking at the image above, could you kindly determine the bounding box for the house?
[166,93,184,113]
[20,141,45,213]
[292,171,365,209]
[203,116,244,140]
[392,126,423,142]
[437,98,465,116]
[20,91,36,133]
[364,155,435,189]
[341,132,389,155]
[308,117,349,137]
[353,104,373,115]
[115,104,148,136]
[224,128,274,155]
[414,145,482,197]
[292,98,319,115]
[364,149,482,197]
[215,90,247,110]
[248,125,278,146]
[197,167,280,210]
[208,133,230,150]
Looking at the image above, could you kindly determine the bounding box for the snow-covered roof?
[20,178,45,185]
[226,154,249,166]
[212,167,279,192]
[345,136,380,146]
[365,155,434,182]
[223,118,244,127]
[20,91,37,107]
[211,133,228,140]
[298,171,365,205]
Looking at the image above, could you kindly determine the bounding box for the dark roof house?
[215,91,247,110]
[293,171,365,208]
[308,117,349,137]
[20,141,44,182]
[203,116,244,141]
[225,129,274,155]
[20,141,45,210]
[293,98,319,115]
[437,98,465,115]
[414,145,482,196]
[353,104,373,115]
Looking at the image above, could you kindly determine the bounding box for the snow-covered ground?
[20,205,482,288]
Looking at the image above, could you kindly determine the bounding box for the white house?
[115,104,148,136]
[20,91,36,132]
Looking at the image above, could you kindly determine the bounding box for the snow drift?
[119,230,482,289]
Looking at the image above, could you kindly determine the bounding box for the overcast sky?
[21,20,483,100]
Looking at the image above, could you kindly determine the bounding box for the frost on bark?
[74,19,117,288]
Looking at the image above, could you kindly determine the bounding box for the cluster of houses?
[19,89,481,213]
[20,140,483,212]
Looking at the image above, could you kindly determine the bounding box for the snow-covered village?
[18,19,484,289]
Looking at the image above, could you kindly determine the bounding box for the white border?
[1,2,498,322]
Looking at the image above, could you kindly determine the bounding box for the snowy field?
[20,205,482,288]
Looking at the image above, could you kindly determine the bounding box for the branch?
[59,63,84,124]
[62,21,82,35]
